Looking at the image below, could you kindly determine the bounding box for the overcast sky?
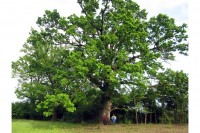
[0,0,198,132]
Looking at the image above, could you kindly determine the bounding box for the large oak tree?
[12,0,188,122]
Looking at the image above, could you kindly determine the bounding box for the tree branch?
[100,0,109,35]
[111,107,126,111]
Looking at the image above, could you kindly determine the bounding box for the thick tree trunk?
[51,111,58,121]
[51,108,59,121]
[100,81,112,124]
[101,98,112,124]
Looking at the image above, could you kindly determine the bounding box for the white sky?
[0,0,199,132]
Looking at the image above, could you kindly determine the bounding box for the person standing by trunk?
[102,113,107,125]
[111,114,117,124]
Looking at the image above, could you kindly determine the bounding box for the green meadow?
[12,119,188,133]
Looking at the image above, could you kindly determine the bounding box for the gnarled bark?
[102,99,112,123]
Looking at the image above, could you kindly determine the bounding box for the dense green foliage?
[12,0,188,124]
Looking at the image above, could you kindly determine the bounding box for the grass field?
[12,119,188,133]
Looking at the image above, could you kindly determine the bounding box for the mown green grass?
[12,119,188,133]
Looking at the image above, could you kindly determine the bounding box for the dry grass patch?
[78,124,188,133]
